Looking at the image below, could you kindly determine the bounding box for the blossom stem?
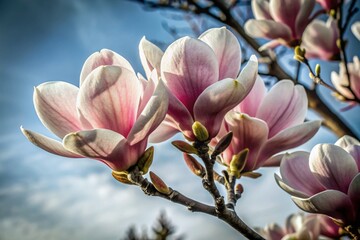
[128,166,265,239]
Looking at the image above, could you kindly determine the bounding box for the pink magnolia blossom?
[301,17,340,60]
[316,0,340,11]
[331,56,360,100]
[275,135,360,226]
[256,213,320,240]
[22,48,168,171]
[150,27,258,142]
[216,78,321,172]
[244,0,315,50]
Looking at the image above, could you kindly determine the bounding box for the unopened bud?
[137,146,154,175]
[183,153,205,177]
[315,64,321,76]
[192,121,209,142]
[329,9,336,18]
[309,72,315,79]
[112,171,133,185]
[235,184,244,195]
[172,140,198,154]
[229,148,249,178]
[212,132,233,156]
[294,46,306,62]
[149,171,171,195]
[241,171,262,179]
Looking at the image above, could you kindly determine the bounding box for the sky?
[0,0,359,240]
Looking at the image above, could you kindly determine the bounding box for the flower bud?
[242,171,262,179]
[172,140,198,154]
[294,46,306,62]
[149,171,171,195]
[315,64,321,76]
[212,132,233,156]
[137,146,154,175]
[183,153,205,177]
[192,121,209,142]
[112,171,134,185]
[229,148,249,178]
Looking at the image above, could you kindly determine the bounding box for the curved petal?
[138,70,158,115]
[258,39,283,51]
[245,19,292,41]
[348,173,360,212]
[233,75,266,117]
[34,81,81,138]
[280,151,326,196]
[256,81,307,138]
[335,135,360,148]
[309,144,358,193]
[63,129,146,171]
[252,0,272,20]
[347,145,360,171]
[194,78,256,139]
[199,27,241,79]
[295,0,316,37]
[223,112,268,170]
[331,71,354,99]
[80,49,134,85]
[259,120,321,166]
[128,80,169,145]
[148,116,179,143]
[264,223,286,240]
[161,36,219,114]
[21,127,82,158]
[270,0,301,34]
[77,66,142,137]
[291,190,356,224]
[275,174,310,198]
[139,37,163,79]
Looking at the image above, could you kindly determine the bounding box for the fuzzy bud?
[241,171,262,179]
[229,148,249,178]
[192,121,209,142]
[137,146,154,175]
[112,171,133,185]
[149,171,171,195]
[183,153,205,177]
[172,140,198,154]
[294,46,306,62]
[315,64,321,76]
[212,132,233,156]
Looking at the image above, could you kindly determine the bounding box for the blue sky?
[0,0,359,239]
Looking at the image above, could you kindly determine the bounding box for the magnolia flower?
[245,0,315,50]
[256,213,320,240]
[275,135,360,226]
[150,27,258,142]
[216,78,321,172]
[351,21,360,41]
[331,56,360,100]
[301,17,340,60]
[316,0,340,11]
[22,49,168,171]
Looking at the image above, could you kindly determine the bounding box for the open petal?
[252,0,272,20]
[128,80,169,145]
[280,151,326,196]
[292,190,356,224]
[234,76,266,117]
[148,117,179,143]
[199,27,241,79]
[21,127,82,158]
[309,144,358,193]
[80,49,134,85]
[348,173,360,212]
[274,174,310,198]
[224,112,268,169]
[335,135,360,148]
[270,0,301,34]
[194,58,257,139]
[259,121,321,165]
[139,37,163,79]
[77,66,142,137]
[63,129,146,171]
[34,81,81,138]
[245,19,292,41]
[295,0,315,37]
[138,70,158,115]
[256,81,307,138]
[161,36,219,114]
[347,145,360,171]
